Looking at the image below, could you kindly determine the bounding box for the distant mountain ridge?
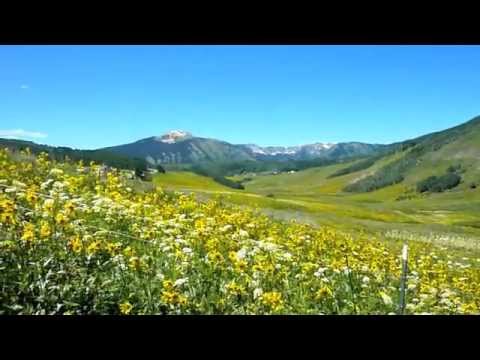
[242,142,335,156]
[241,142,386,162]
[3,115,479,193]
[101,130,384,165]
[101,133,257,165]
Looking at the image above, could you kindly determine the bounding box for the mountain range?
[101,130,385,165]
[2,115,480,194]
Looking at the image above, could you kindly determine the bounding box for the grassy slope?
[153,171,235,192]
[153,157,480,250]
[150,120,480,250]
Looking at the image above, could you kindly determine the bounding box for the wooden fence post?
[398,244,408,315]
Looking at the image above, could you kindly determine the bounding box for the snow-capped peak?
[244,142,337,156]
[156,130,192,144]
[312,142,336,150]
[244,144,267,155]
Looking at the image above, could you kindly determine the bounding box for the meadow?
[156,159,480,251]
[1,148,480,314]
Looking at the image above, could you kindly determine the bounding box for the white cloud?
[0,129,48,140]
[20,84,30,89]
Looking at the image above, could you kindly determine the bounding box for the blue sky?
[1,45,480,149]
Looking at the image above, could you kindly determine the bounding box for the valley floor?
[153,168,480,252]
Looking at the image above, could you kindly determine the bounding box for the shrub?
[328,158,376,178]
[343,158,413,193]
[416,173,461,193]
[447,164,463,174]
[134,164,146,178]
[213,176,244,190]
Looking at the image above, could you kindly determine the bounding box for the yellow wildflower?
[460,303,478,314]
[128,256,141,271]
[1,211,16,225]
[119,302,133,315]
[40,222,51,238]
[55,213,67,226]
[260,291,283,312]
[21,223,36,243]
[69,235,82,253]
[161,290,187,306]
[163,280,174,290]
[86,241,101,255]
[226,281,246,296]
[208,250,224,264]
[123,246,135,258]
[315,286,333,301]
[25,190,38,204]
[64,201,75,215]
[43,199,55,213]
[105,242,121,256]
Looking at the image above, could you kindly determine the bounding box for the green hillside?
[150,114,480,250]
[151,168,480,251]
[0,138,148,170]
[344,115,480,195]
[153,171,235,192]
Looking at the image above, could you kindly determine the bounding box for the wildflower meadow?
[1,148,479,314]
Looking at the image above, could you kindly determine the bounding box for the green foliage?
[212,176,244,190]
[344,157,415,193]
[447,164,464,174]
[184,157,358,186]
[135,163,148,180]
[185,157,353,191]
[189,163,245,190]
[416,173,461,193]
[239,176,253,184]
[0,138,148,171]
[344,115,480,193]
[447,165,458,173]
[69,151,147,171]
[328,158,376,178]
[292,158,341,171]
